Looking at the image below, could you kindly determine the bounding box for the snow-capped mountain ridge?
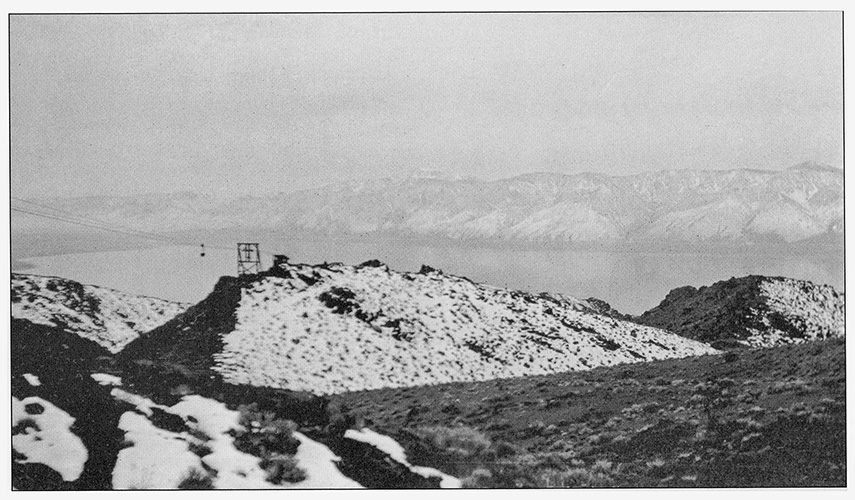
[18,164,842,247]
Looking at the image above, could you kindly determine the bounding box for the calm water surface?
[15,238,844,315]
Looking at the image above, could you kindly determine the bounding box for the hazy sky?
[11,12,843,198]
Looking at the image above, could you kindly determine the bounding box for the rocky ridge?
[636,275,845,348]
[11,273,190,353]
[120,260,719,395]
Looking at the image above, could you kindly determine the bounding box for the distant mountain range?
[17,162,843,249]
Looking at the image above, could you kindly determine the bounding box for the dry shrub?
[412,425,491,458]
[177,469,214,489]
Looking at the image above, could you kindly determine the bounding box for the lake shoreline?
[14,233,844,317]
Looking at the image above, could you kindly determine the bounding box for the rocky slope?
[9,275,444,490]
[12,364,416,490]
[10,268,845,489]
[636,276,845,349]
[123,260,718,395]
[18,163,842,248]
[11,273,190,353]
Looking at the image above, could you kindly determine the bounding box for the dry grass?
[331,338,845,487]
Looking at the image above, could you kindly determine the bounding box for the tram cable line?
[11,203,262,256]
[12,195,287,265]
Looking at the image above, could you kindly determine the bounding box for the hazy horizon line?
[15,159,841,201]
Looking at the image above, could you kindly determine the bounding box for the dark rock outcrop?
[636,276,844,349]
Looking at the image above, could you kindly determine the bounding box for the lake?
[12,235,844,315]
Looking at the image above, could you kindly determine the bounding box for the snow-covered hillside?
[11,273,189,353]
[202,261,718,394]
[109,387,361,489]
[637,275,845,348]
[20,163,842,247]
[753,278,845,347]
[13,371,367,489]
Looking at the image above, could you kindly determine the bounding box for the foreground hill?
[20,163,843,249]
[10,285,441,489]
[122,260,718,394]
[332,337,845,487]
[11,359,405,490]
[11,273,189,353]
[635,276,844,349]
[10,269,845,489]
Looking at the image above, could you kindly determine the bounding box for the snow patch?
[289,432,362,488]
[345,428,408,464]
[22,373,41,386]
[12,396,88,482]
[91,373,122,386]
[110,388,159,416]
[345,428,461,488]
[108,391,364,489]
[169,396,271,489]
[112,411,202,490]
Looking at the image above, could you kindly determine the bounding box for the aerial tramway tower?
[237,243,261,276]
